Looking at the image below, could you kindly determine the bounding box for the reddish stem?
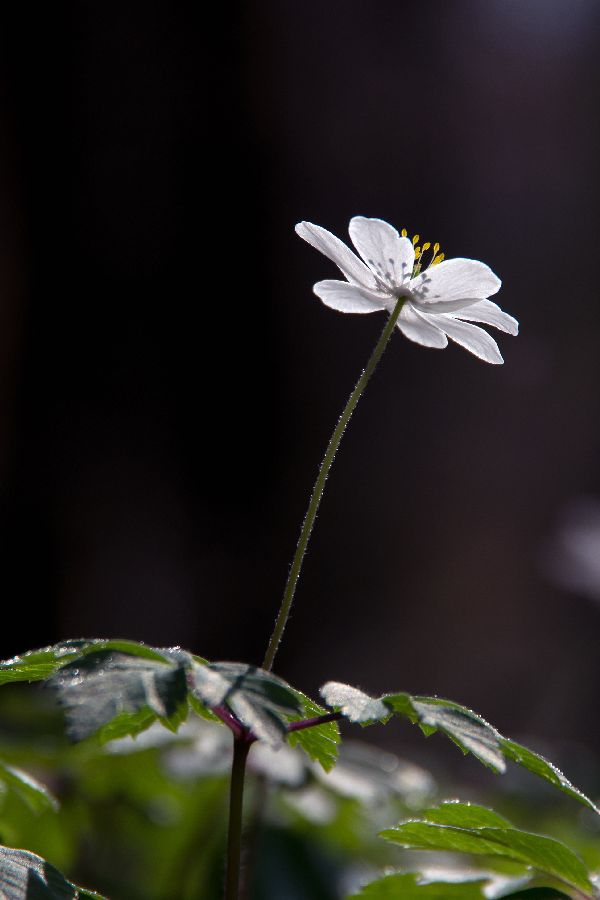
[287,711,343,733]
[213,705,342,742]
[212,705,249,741]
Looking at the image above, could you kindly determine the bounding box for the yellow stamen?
[402,227,444,276]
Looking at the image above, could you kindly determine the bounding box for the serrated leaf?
[321,684,598,813]
[190,663,231,707]
[0,639,181,686]
[48,650,189,743]
[381,803,593,895]
[286,692,340,772]
[0,644,84,685]
[349,871,487,898]
[188,691,222,725]
[191,662,302,747]
[0,760,58,814]
[420,801,512,829]
[0,844,106,899]
[500,738,599,814]
[320,682,389,723]
[389,695,506,773]
[209,663,301,715]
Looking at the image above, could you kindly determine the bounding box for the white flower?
[295,216,518,364]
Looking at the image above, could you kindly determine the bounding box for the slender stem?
[238,774,267,900]
[225,737,251,900]
[262,297,406,671]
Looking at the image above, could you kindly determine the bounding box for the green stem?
[262,297,406,672]
[224,737,250,900]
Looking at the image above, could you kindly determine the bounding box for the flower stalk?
[262,295,406,672]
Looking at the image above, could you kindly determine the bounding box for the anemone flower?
[296,216,518,364]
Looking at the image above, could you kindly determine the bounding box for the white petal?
[397,302,448,349]
[409,258,501,303]
[419,310,503,364]
[452,299,519,335]
[348,216,415,289]
[295,222,380,291]
[313,280,386,313]
[413,297,481,313]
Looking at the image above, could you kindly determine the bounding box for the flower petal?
[413,297,481,314]
[409,258,501,303]
[419,310,504,364]
[313,280,387,313]
[348,216,414,289]
[295,222,380,291]
[452,299,519,335]
[397,302,448,349]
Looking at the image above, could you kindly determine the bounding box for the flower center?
[401,229,445,278]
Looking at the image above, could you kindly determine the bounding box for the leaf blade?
[349,871,487,898]
[0,760,58,814]
[286,692,340,772]
[320,683,598,813]
[0,844,107,899]
[48,650,190,743]
[320,682,389,723]
[381,803,593,895]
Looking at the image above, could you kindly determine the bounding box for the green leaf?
[387,695,506,773]
[420,801,511,828]
[48,649,190,743]
[0,844,106,898]
[191,662,302,747]
[381,802,593,895]
[187,691,222,725]
[319,682,389,723]
[0,760,58,814]
[286,692,340,772]
[349,871,486,898]
[320,683,599,813]
[0,639,177,686]
[499,738,598,814]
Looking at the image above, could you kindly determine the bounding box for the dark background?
[1,1,600,774]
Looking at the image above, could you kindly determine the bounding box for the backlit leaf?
[320,683,598,813]
[0,639,177,686]
[0,760,58,814]
[350,871,486,898]
[48,650,190,743]
[191,662,302,747]
[381,803,593,895]
[320,682,389,723]
[286,692,340,772]
[0,844,106,899]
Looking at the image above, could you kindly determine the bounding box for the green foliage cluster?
[0,640,597,898]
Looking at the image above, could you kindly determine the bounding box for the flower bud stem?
[262,297,406,671]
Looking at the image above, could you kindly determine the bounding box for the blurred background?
[1,0,600,780]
